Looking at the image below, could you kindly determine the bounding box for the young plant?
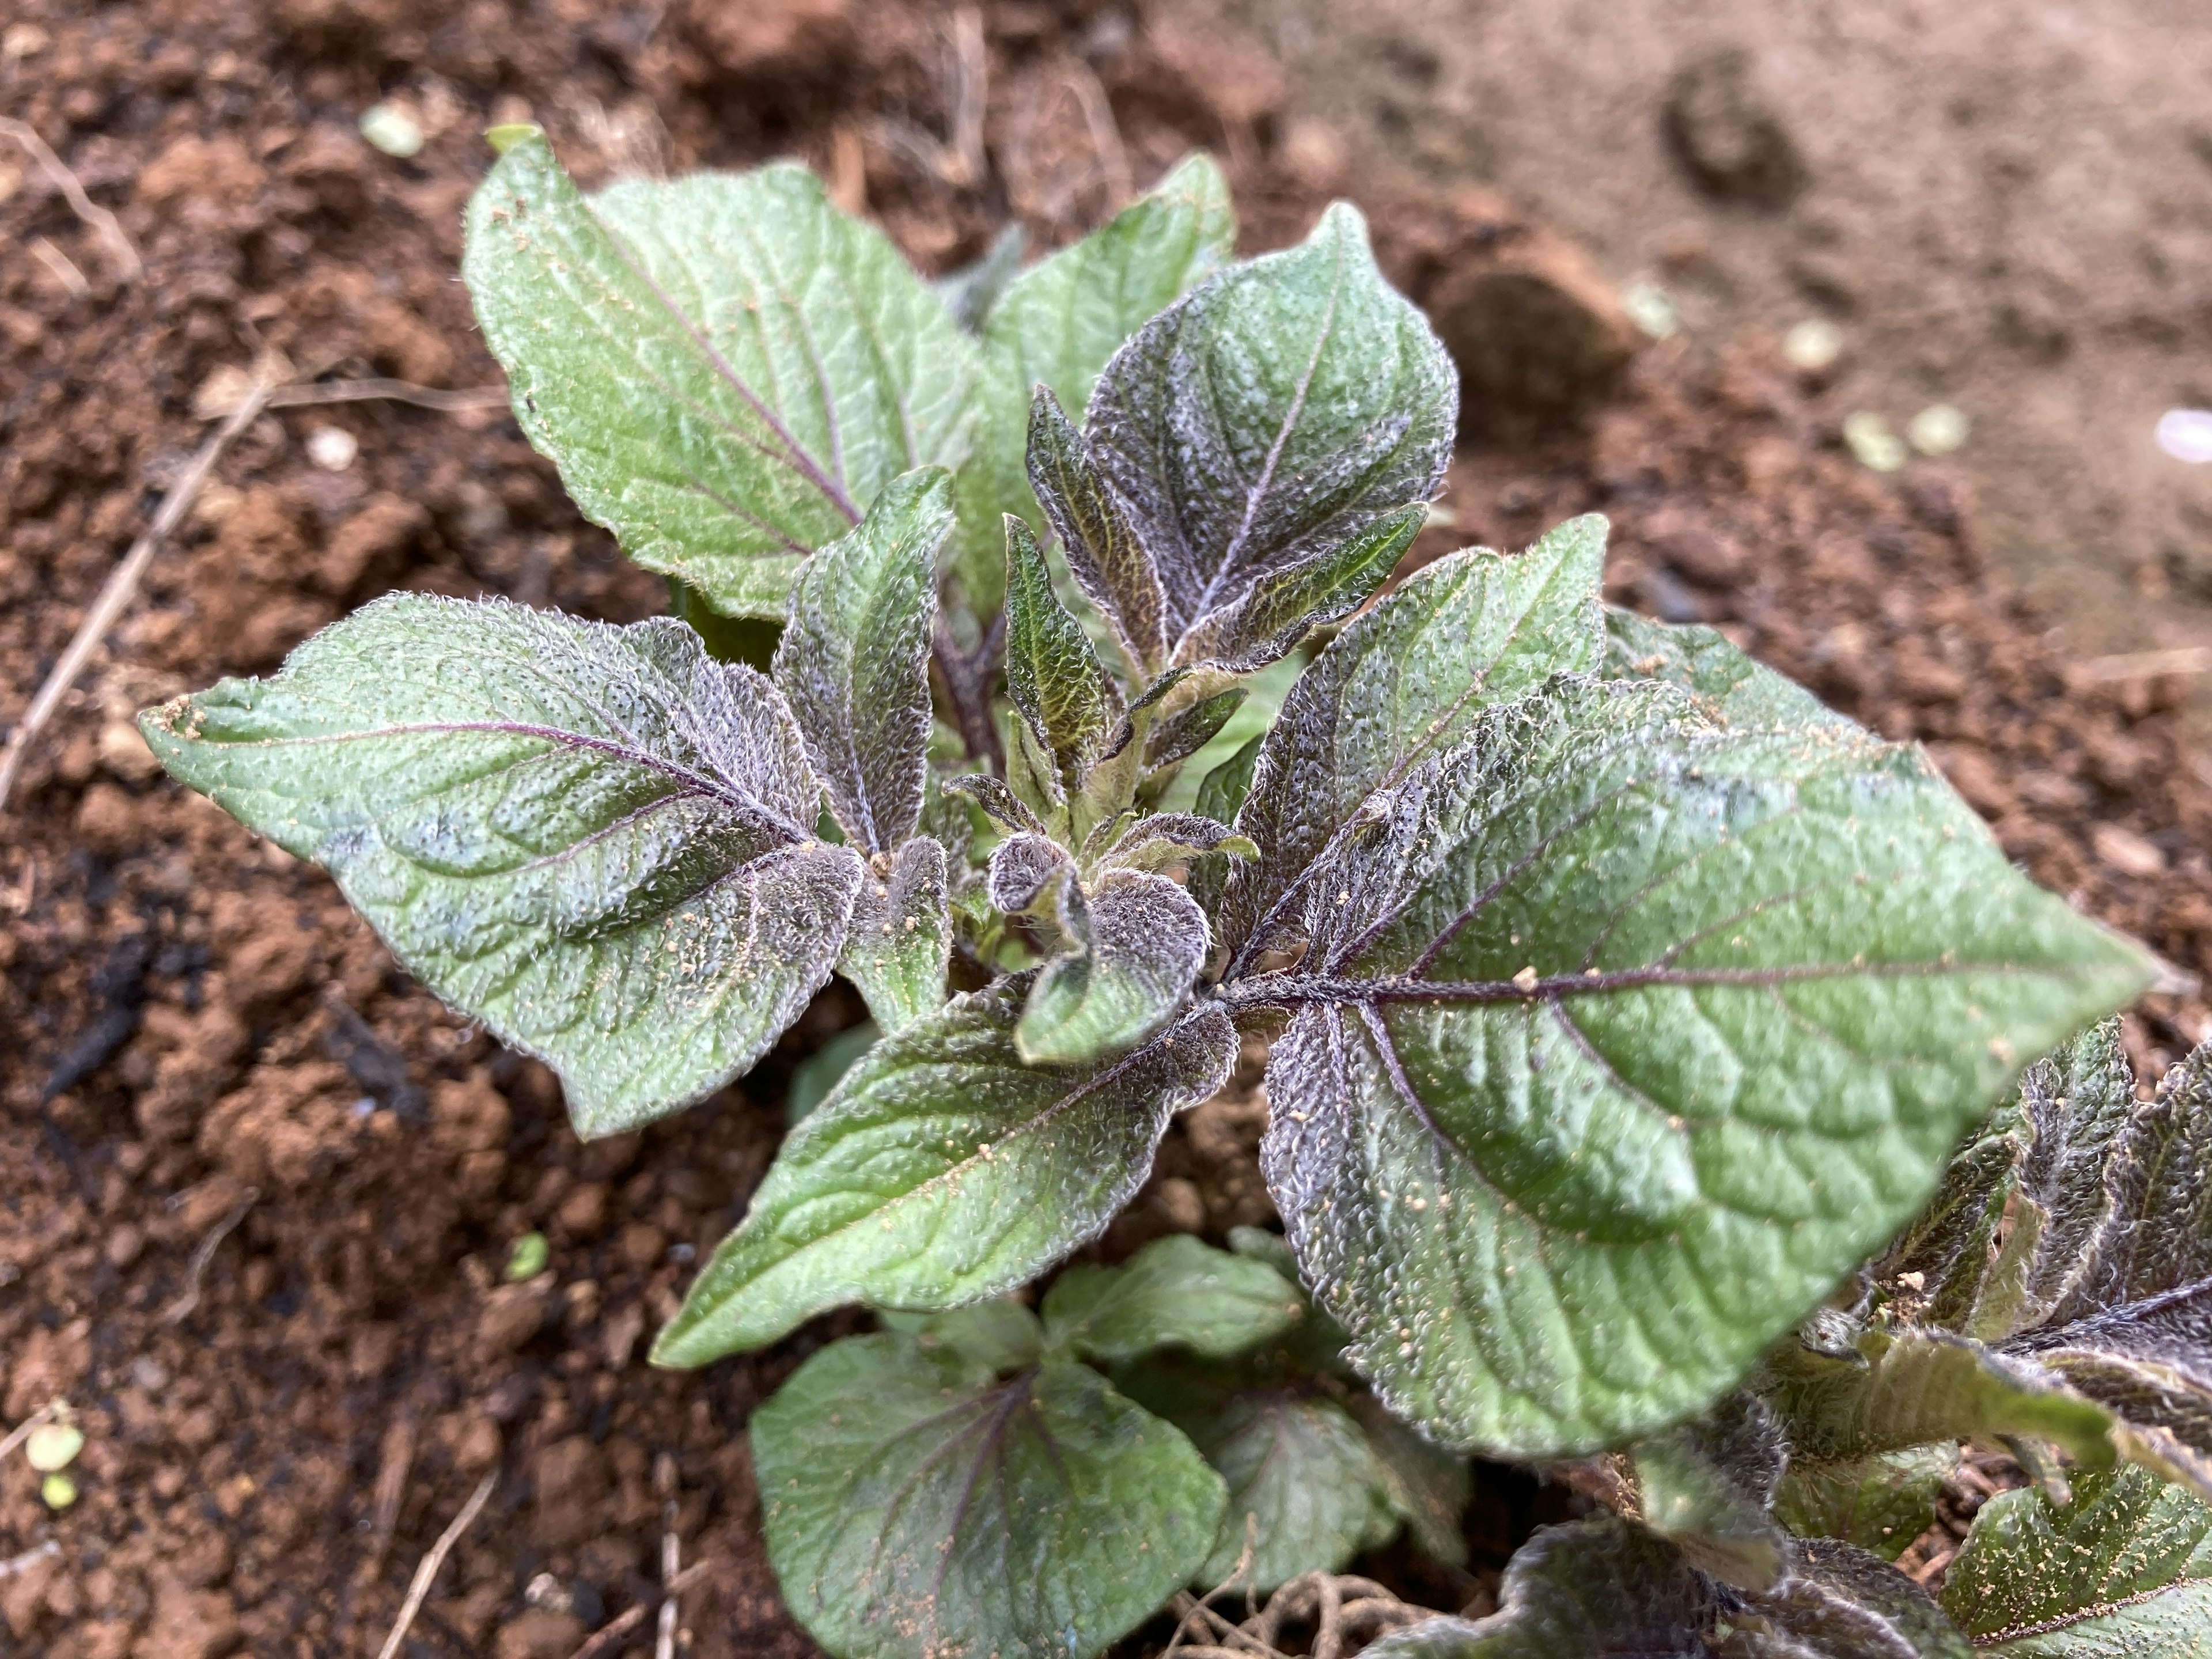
[141,134,2157,1657]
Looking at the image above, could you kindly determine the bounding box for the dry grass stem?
[2071,645,2212,683]
[160,1185,260,1325]
[0,368,273,810]
[373,1469,498,1659]
[29,234,89,296]
[655,1452,680,1659]
[562,1560,714,1659]
[0,115,143,279]
[1161,1567,1436,1659]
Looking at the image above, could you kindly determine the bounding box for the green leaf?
[1942,1465,2212,1655]
[1018,871,1210,1065]
[951,154,1235,619]
[987,831,1075,916]
[1764,1327,2118,1471]
[1219,519,1607,972]
[1196,732,1267,826]
[1145,688,1251,771]
[1181,1391,1404,1592]
[1029,387,1169,676]
[751,1335,1225,1659]
[1877,1023,2212,1497]
[1349,1395,1474,1567]
[1365,1519,1715,1658]
[1004,515,1123,799]
[774,467,951,854]
[838,836,951,1033]
[1602,607,1851,731]
[141,595,862,1137]
[1631,1395,1788,1592]
[1097,813,1255,876]
[1041,1233,1303,1366]
[1170,501,1427,674]
[654,986,1237,1363]
[896,1297,1046,1374]
[1085,200,1455,667]
[934,221,1025,333]
[1772,1444,1956,1560]
[463,137,978,616]
[787,1021,880,1125]
[1242,676,2152,1455]
[1721,1539,1971,1658]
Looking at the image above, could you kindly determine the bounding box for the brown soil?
[2,2,2206,1656]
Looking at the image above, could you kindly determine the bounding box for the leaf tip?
[484,122,543,156]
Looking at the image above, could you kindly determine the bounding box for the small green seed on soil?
[25,1422,84,1473]
[41,1472,78,1509]
[505,1231,550,1282]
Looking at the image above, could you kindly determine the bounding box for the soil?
[1,2,2206,1657]
[1169,0,2212,723]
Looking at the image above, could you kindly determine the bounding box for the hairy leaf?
[1181,1392,1404,1592]
[945,772,1048,837]
[1633,1395,1789,1592]
[1721,1538,1970,1658]
[1602,607,1850,732]
[1029,387,1169,675]
[1098,813,1256,877]
[464,137,976,616]
[1763,1327,2117,1472]
[655,986,1236,1363]
[1171,501,1427,675]
[1085,200,1455,666]
[1367,1520,1715,1658]
[774,467,950,853]
[1041,1233,1303,1366]
[952,154,1235,618]
[1773,1445,1956,1561]
[752,1335,1225,1659]
[141,595,861,1136]
[1245,677,2151,1455]
[1004,516,1123,799]
[1880,1025,2212,1495]
[1198,733,1267,827]
[1018,870,1211,1065]
[987,831,1075,916]
[839,836,951,1033]
[1145,688,1251,771]
[1941,1465,2212,1655]
[1220,520,1608,970]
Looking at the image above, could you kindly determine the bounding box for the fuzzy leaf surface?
[1247,677,2151,1455]
[1941,1465,2212,1655]
[1366,1520,1715,1658]
[1004,516,1123,797]
[838,836,951,1033]
[1773,1445,1956,1560]
[1881,1025,2212,1495]
[1029,387,1169,675]
[752,1335,1224,1659]
[464,138,975,616]
[655,986,1236,1362]
[952,154,1235,616]
[1041,1233,1303,1366]
[1085,201,1455,664]
[1721,1538,1970,1658]
[1633,1395,1789,1592]
[1602,607,1850,732]
[1019,871,1211,1065]
[141,595,859,1136]
[774,467,950,853]
[1220,521,1607,969]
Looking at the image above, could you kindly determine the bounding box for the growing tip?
[484,123,543,156]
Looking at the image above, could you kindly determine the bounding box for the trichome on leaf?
[139,131,2172,1659]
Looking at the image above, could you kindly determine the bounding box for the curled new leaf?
[1085,200,1456,671]
[464,137,977,616]
[1018,870,1211,1065]
[654,985,1236,1364]
[1004,514,1124,802]
[752,1335,1225,1659]
[141,595,861,1136]
[1244,677,2150,1455]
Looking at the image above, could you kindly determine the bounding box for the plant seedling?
[141,133,2171,1657]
